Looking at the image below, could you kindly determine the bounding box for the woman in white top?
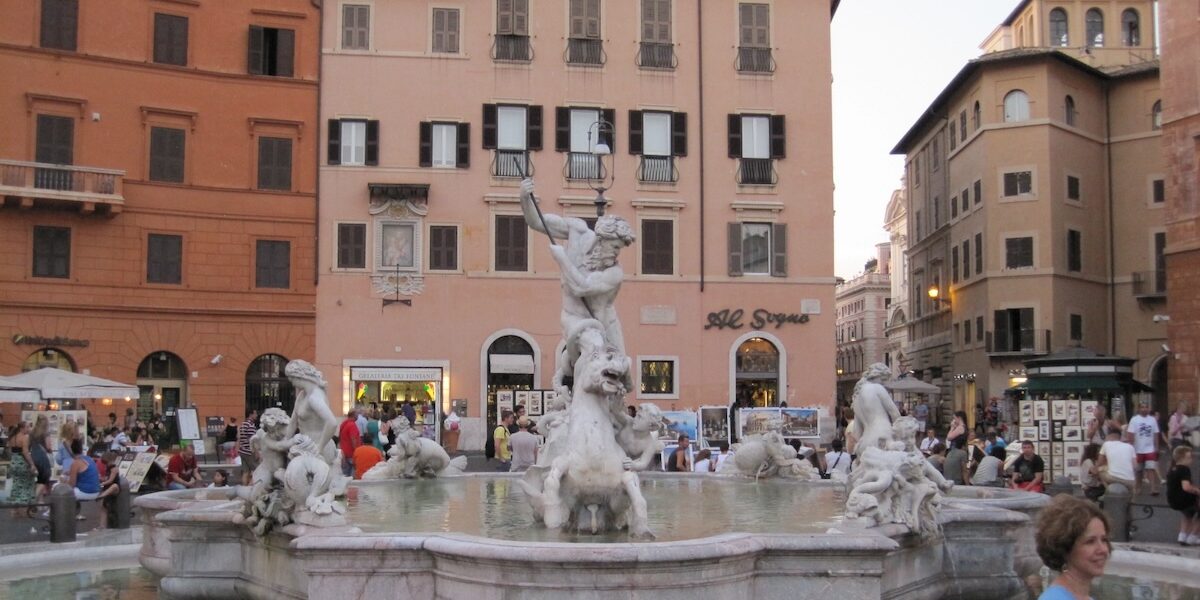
[971,445,1007,487]
[693,449,714,473]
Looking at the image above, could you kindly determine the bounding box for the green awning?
[1024,377,1123,393]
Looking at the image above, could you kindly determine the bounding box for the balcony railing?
[491,150,531,178]
[564,152,604,180]
[636,42,677,70]
[638,156,676,183]
[1131,270,1166,299]
[0,159,125,213]
[736,46,774,73]
[492,34,532,62]
[737,158,776,185]
[566,38,604,66]
[986,329,1052,356]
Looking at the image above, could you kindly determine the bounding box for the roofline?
[1001,0,1032,26]
[831,0,842,18]
[891,50,1127,155]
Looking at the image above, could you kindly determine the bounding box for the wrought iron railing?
[492,34,532,62]
[638,156,676,183]
[564,152,603,180]
[1131,270,1166,298]
[737,46,774,73]
[492,150,531,178]
[566,38,605,66]
[636,42,676,69]
[0,159,125,206]
[736,158,775,185]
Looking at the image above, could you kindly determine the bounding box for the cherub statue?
[615,402,665,471]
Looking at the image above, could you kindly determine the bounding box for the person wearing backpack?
[492,411,514,470]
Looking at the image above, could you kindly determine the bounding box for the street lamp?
[587,119,615,217]
[927,285,950,306]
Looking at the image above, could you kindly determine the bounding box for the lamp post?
[927,285,950,307]
[586,119,615,217]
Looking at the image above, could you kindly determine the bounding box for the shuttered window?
[336,223,366,269]
[32,226,71,279]
[642,0,671,43]
[255,240,291,288]
[951,246,959,283]
[147,234,183,284]
[495,215,527,271]
[975,233,983,273]
[257,137,292,191]
[569,0,601,39]
[1067,229,1082,272]
[247,26,295,77]
[497,0,529,35]
[328,119,379,166]
[641,220,673,275]
[419,122,469,168]
[149,127,185,183]
[36,114,74,166]
[1003,171,1032,196]
[1153,179,1165,203]
[40,0,78,51]
[738,3,769,47]
[432,8,460,53]
[1005,237,1034,269]
[429,225,458,271]
[153,13,189,66]
[342,4,370,50]
[962,239,970,279]
[728,222,786,277]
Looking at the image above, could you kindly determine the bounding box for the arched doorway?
[1149,355,1169,420]
[483,333,536,436]
[245,354,295,416]
[22,348,75,372]
[733,336,781,408]
[137,351,188,441]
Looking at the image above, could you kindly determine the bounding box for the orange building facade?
[0,0,318,430]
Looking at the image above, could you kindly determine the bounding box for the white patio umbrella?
[0,367,138,402]
[0,375,41,403]
[884,377,942,394]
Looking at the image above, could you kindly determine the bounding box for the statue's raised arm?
[520,178,578,241]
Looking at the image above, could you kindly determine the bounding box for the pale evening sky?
[831,0,1018,278]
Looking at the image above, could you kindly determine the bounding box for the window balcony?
[492,34,532,62]
[638,156,676,183]
[0,159,124,214]
[986,329,1051,356]
[636,42,676,70]
[736,46,774,73]
[566,38,604,66]
[491,150,531,178]
[1131,270,1166,299]
[736,158,776,185]
[564,152,604,180]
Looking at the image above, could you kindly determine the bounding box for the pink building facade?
[317,0,837,448]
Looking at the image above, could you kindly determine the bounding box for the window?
[146,233,182,284]
[1154,232,1167,292]
[257,137,292,190]
[994,308,1035,353]
[1065,95,1076,126]
[1152,100,1162,130]
[149,127,185,183]
[428,225,458,271]
[961,188,969,213]
[639,0,674,69]
[420,122,470,169]
[1049,8,1068,46]
[737,3,772,72]
[494,215,527,271]
[974,179,982,205]
[153,13,188,65]
[949,122,957,151]
[1070,314,1083,341]
[328,119,378,166]
[555,107,615,179]
[951,195,958,218]
[1003,90,1030,122]
[40,0,78,51]
[32,226,70,278]
[959,111,967,142]
[255,240,290,288]
[964,320,972,345]
[1121,9,1139,46]
[975,232,983,274]
[962,239,970,279]
[630,110,686,183]
[432,8,460,53]
[728,114,784,185]
[494,0,530,61]
[976,316,984,342]
[973,101,981,130]
[931,139,940,169]
[951,246,959,283]
[248,26,295,77]
[728,222,786,277]
[913,156,920,186]
[1153,179,1165,204]
[1005,236,1034,269]
[1003,171,1033,197]
[639,358,677,398]
[342,4,370,50]
[568,0,603,65]
[336,223,366,269]
[641,219,673,275]
[1067,229,1081,272]
[35,114,74,190]
[1065,175,1082,201]
[1086,9,1104,47]
[483,104,542,177]
[933,195,940,228]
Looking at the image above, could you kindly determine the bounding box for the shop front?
[345,362,446,442]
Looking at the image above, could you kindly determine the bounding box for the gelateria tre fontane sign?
[11,334,90,348]
[704,308,811,330]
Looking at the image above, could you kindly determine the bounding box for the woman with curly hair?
[1035,495,1112,599]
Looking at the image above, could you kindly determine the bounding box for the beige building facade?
[894,0,1165,427]
[883,187,910,381]
[316,1,838,447]
[834,246,891,405]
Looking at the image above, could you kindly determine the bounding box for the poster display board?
[699,406,730,446]
[205,416,226,439]
[659,411,699,444]
[21,410,88,454]
[780,408,819,438]
[1021,397,1090,485]
[176,408,201,441]
[125,452,159,493]
[737,407,821,439]
[738,408,782,438]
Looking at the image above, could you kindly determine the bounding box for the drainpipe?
[1105,82,1116,354]
[314,0,324,288]
[696,0,706,293]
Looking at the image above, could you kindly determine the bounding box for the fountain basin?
[137,474,1040,600]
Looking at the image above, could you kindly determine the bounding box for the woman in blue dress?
[1035,495,1112,599]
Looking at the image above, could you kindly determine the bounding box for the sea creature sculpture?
[361,418,467,479]
[718,431,818,480]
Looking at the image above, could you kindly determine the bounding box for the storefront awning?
[1023,376,1123,393]
[489,354,534,374]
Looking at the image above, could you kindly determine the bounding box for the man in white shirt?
[919,429,940,455]
[1126,402,1161,495]
[825,438,852,476]
[109,428,130,452]
[1098,430,1137,491]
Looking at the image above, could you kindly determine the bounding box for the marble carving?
[845,363,951,538]
[361,418,467,479]
[515,177,656,538]
[718,431,819,479]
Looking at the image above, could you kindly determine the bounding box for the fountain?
[135,177,1049,599]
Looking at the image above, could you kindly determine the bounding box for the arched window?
[1122,9,1140,46]
[735,337,780,407]
[22,348,75,372]
[1049,8,1069,46]
[1086,9,1104,47]
[972,100,981,130]
[1004,90,1030,122]
[1016,25,1024,48]
[138,351,188,423]
[1065,95,1077,126]
[1152,100,1162,130]
[245,354,295,415]
[137,352,187,379]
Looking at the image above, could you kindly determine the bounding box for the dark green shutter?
[365,120,379,166]
[418,122,432,168]
[628,110,643,155]
[327,120,341,165]
[672,112,687,157]
[727,114,742,158]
